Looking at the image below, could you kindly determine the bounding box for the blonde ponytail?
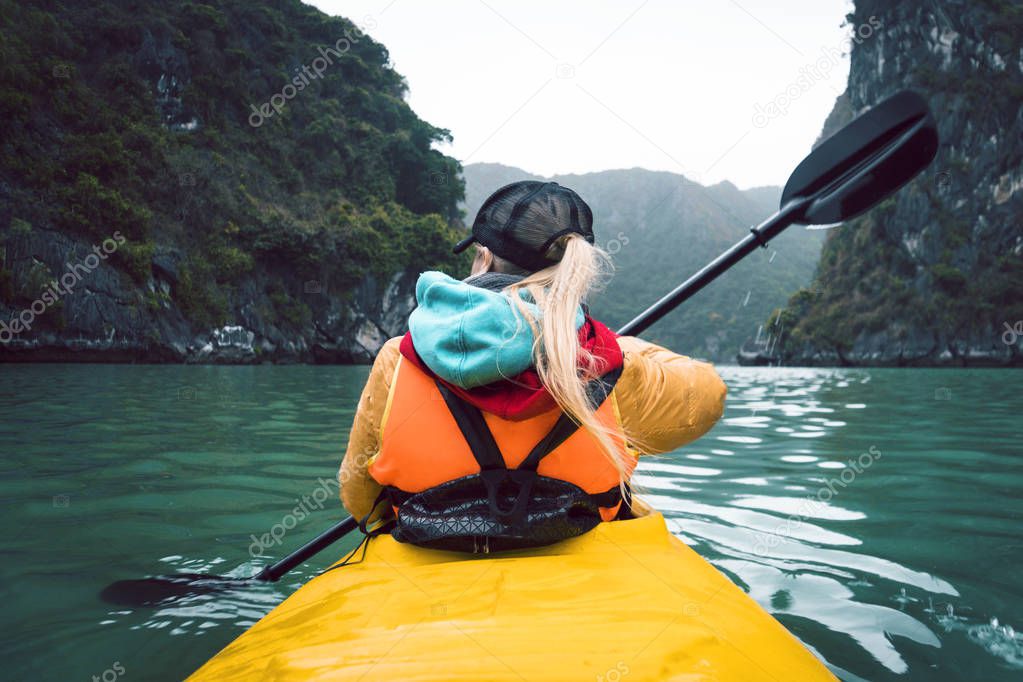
[504,235,632,487]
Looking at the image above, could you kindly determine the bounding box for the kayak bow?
[188,511,834,681]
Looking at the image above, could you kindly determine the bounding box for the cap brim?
[452,235,475,254]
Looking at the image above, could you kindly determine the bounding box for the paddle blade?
[99,517,357,607]
[781,90,939,225]
[100,573,254,606]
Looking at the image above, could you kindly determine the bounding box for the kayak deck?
[189,512,835,681]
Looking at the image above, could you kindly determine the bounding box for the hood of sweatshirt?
[407,271,584,389]
[401,271,623,420]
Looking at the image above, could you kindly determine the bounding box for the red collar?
[398,315,622,420]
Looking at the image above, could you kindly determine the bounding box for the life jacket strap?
[435,382,505,471]
[384,482,621,509]
[519,365,623,472]
[423,366,625,527]
[357,489,396,537]
[434,365,623,474]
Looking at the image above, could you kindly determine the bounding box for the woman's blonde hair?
[499,235,632,486]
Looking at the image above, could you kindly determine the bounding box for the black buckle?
[479,469,536,527]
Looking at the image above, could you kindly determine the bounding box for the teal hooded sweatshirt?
[407,271,585,389]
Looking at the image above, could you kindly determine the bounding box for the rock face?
[0,2,464,364]
[773,0,1023,367]
[0,227,417,363]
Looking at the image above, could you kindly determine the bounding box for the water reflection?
[720,558,941,674]
[1,364,1021,680]
[633,367,1023,679]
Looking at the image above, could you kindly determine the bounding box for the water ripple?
[1,364,1020,681]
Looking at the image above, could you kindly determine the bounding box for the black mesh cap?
[453,181,595,272]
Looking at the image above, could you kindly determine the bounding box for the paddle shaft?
[255,515,359,582]
[617,197,809,337]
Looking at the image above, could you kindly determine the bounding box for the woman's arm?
[339,337,403,520]
[613,336,727,454]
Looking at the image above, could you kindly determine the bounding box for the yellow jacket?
[339,336,727,519]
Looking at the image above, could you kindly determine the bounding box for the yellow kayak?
[189,511,835,681]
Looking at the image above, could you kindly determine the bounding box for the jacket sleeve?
[339,337,403,520]
[613,336,727,455]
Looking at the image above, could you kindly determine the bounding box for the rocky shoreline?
[758,318,1022,367]
[0,229,413,365]
[772,343,1021,368]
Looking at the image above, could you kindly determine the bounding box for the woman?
[339,181,726,549]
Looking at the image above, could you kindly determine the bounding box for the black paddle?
[101,516,360,605]
[101,89,937,607]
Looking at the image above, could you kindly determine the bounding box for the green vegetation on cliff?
[0,0,465,338]
[770,0,1023,365]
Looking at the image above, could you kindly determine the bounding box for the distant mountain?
[463,163,824,361]
[771,0,1023,366]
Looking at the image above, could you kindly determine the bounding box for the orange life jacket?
[369,357,635,522]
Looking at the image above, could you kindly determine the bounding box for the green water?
[1,365,1021,681]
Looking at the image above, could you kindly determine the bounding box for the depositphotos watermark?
[752,16,882,129]
[249,476,340,557]
[753,445,882,556]
[249,17,377,128]
[0,231,126,344]
[596,662,630,682]
[1002,321,1022,346]
[91,661,125,682]
[601,231,630,256]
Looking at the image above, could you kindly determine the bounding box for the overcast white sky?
[311,0,854,189]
